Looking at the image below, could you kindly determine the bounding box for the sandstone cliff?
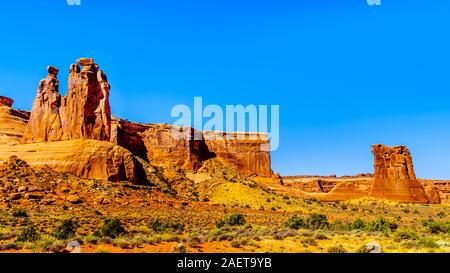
[0,96,29,144]
[0,139,148,184]
[369,144,429,203]
[203,131,272,177]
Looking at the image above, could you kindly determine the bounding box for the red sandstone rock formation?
[203,131,272,177]
[370,144,429,203]
[0,96,14,107]
[0,139,148,184]
[139,125,213,170]
[22,66,64,143]
[61,58,111,141]
[23,59,111,143]
[0,96,29,144]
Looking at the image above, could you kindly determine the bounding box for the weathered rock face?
[22,66,64,143]
[0,96,14,107]
[370,144,429,203]
[204,132,272,177]
[139,125,214,170]
[0,139,148,184]
[23,59,111,143]
[111,118,149,160]
[0,96,29,144]
[61,58,111,141]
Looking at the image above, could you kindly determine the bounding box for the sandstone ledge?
[0,139,148,184]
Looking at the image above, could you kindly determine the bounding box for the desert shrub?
[231,240,242,248]
[84,234,100,245]
[53,219,78,240]
[329,220,348,231]
[306,214,329,230]
[301,237,318,246]
[113,238,132,249]
[101,218,126,238]
[17,225,40,242]
[12,209,28,218]
[365,218,398,233]
[395,230,419,241]
[327,245,347,253]
[350,219,366,230]
[150,219,185,233]
[314,233,329,240]
[216,214,246,228]
[172,243,187,253]
[48,242,66,253]
[0,243,20,251]
[419,238,439,248]
[284,216,305,230]
[422,219,448,234]
[187,236,201,248]
[437,212,445,218]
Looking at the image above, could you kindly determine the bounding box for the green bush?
[422,219,449,234]
[17,225,40,242]
[216,214,246,228]
[53,219,78,240]
[350,219,365,230]
[12,209,28,218]
[365,218,398,233]
[306,214,329,230]
[327,245,347,253]
[150,219,185,233]
[284,216,305,230]
[101,218,126,238]
[395,230,418,241]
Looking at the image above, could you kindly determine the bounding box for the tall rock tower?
[370,144,430,203]
[23,58,111,143]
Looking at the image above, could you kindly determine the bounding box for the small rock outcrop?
[23,58,111,143]
[0,96,29,144]
[0,96,14,107]
[370,144,429,203]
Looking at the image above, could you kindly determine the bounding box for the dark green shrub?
[350,219,365,230]
[101,218,126,238]
[216,214,246,228]
[306,214,329,230]
[365,218,398,233]
[17,225,40,242]
[150,219,185,233]
[327,245,347,253]
[12,209,28,218]
[422,219,448,234]
[53,219,78,240]
[284,216,305,230]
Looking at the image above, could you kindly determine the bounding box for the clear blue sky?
[1,0,450,179]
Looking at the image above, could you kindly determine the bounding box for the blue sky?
[1,0,450,178]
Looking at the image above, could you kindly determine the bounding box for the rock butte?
[370,144,429,203]
[0,59,446,204]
